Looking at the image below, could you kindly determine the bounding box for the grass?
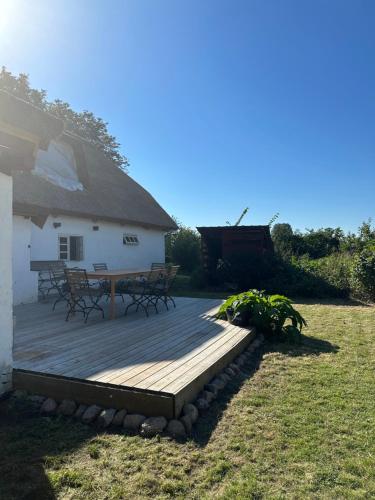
[1,300,375,499]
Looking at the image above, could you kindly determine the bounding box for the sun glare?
[0,0,53,62]
[0,0,18,33]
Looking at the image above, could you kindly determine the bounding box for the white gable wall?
[13,216,39,305]
[30,215,166,273]
[0,173,13,395]
[12,214,166,306]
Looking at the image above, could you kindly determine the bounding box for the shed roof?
[197,225,271,233]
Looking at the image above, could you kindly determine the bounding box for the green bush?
[350,249,375,302]
[261,255,348,298]
[202,252,350,298]
[166,226,201,273]
[292,254,352,297]
[217,289,306,340]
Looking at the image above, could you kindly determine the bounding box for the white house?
[0,171,13,395]
[1,90,65,394]
[1,90,177,306]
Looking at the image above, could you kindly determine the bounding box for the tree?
[0,67,129,171]
[165,219,201,273]
[271,223,296,259]
[351,249,375,301]
[358,219,375,246]
[272,224,349,260]
[302,228,343,258]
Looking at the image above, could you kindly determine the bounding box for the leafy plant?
[226,207,249,226]
[217,289,306,340]
[350,249,375,302]
[165,220,201,273]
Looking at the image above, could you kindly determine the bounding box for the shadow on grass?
[192,346,263,447]
[0,397,96,500]
[192,332,339,446]
[0,335,340,495]
[292,297,369,307]
[264,333,340,357]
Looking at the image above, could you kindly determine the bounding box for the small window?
[59,235,84,261]
[123,233,139,246]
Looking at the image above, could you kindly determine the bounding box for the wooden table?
[86,268,150,320]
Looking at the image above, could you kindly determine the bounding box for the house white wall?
[30,215,166,270]
[13,216,38,305]
[12,214,166,306]
[0,173,13,395]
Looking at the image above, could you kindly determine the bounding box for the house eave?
[13,202,176,232]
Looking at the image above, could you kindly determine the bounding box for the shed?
[197,225,274,275]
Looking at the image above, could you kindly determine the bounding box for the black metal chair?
[36,261,67,300]
[93,263,125,303]
[65,268,105,323]
[153,265,179,310]
[124,269,162,317]
[50,267,70,311]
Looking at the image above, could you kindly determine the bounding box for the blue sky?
[1,0,374,232]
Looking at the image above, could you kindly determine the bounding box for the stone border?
[10,334,264,440]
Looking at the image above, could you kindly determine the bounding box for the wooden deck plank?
[13,296,199,349]
[140,325,247,391]
[14,298,212,372]
[162,327,255,393]
[13,296,256,418]
[13,297,200,350]
[93,308,221,384]
[117,320,236,388]
[104,319,230,386]
[70,302,219,379]
[19,301,218,377]
[173,330,255,416]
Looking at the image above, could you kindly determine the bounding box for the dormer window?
[33,139,83,191]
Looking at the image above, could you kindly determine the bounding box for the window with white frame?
[58,235,84,261]
[123,233,139,246]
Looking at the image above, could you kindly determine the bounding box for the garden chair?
[124,269,163,317]
[65,268,105,323]
[38,269,54,300]
[153,265,180,310]
[35,261,67,300]
[92,263,125,302]
[50,267,70,311]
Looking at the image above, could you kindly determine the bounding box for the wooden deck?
[13,297,255,418]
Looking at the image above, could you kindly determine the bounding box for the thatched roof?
[2,92,176,231]
[0,90,63,149]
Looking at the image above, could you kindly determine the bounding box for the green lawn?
[1,300,375,499]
